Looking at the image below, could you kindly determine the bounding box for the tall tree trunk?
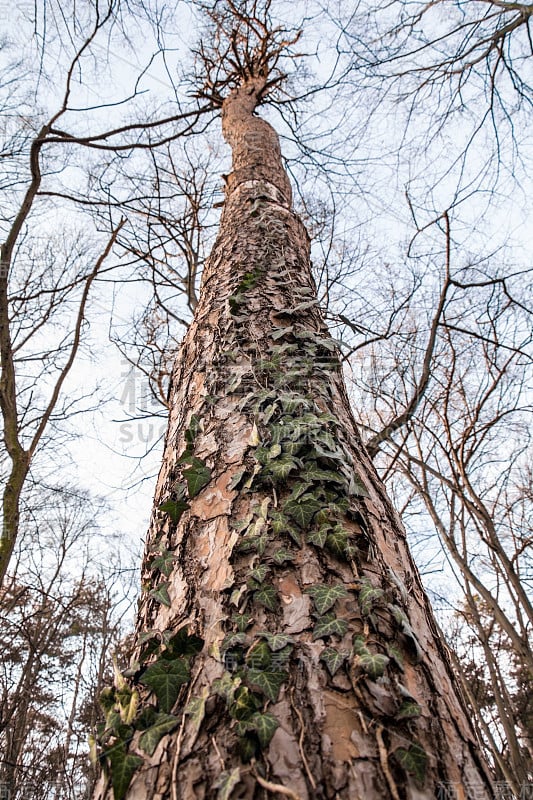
[94,76,493,800]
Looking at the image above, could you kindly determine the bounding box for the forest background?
[0,0,531,797]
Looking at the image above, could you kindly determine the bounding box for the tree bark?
[94,76,494,800]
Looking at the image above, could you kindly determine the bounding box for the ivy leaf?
[283,496,321,528]
[140,658,190,712]
[212,673,241,704]
[185,414,201,445]
[165,628,204,658]
[387,644,404,669]
[320,647,347,676]
[185,688,209,732]
[148,582,171,607]
[255,446,270,465]
[268,512,283,537]
[247,669,287,702]
[232,613,253,632]
[312,614,348,640]
[307,526,328,548]
[246,640,272,670]
[271,325,294,340]
[138,713,179,756]
[304,584,349,615]
[389,604,423,663]
[394,742,428,786]
[253,584,278,612]
[269,454,299,480]
[268,443,283,458]
[230,686,261,720]
[248,712,279,748]
[158,498,190,524]
[106,744,143,800]
[221,632,247,652]
[349,473,370,497]
[237,533,268,555]
[359,579,385,617]
[150,550,177,578]
[182,458,211,497]
[249,564,269,584]
[396,700,422,720]
[214,767,241,800]
[228,468,247,490]
[302,463,345,484]
[258,632,295,652]
[357,651,390,680]
[272,548,295,565]
[287,481,313,502]
[262,403,278,424]
[352,635,367,655]
[326,529,351,558]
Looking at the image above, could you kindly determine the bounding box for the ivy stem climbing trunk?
[93,76,494,800]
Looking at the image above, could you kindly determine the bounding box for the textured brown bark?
[94,76,494,800]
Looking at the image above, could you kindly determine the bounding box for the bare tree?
[0,486,135,800]
[91,4,493,798]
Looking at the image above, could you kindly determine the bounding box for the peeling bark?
[94,77,494,800]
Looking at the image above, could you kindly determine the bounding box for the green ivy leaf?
[396,700,422,720]
[246,640,272,670]
[185,688,209,732]
[389,604,423,663]
[359,579,385,617]
[269,454,299,480]
[247,669,287,702]
[304,584,349,615]
[183,458,211,497]
[387,644,404,669]
[326,530,350,558]
[271,326,294,340]
[352,635,368,655]
[307,526,329,548]
[258,632,295,652]
[230,686,261,720]
[283,496,321,528]
[232,613,254,632]
[185,414,201,445]
[212,672,241,703]
[287,481,313,502]
[272,548,295,565]
[138,713,179,756]
[140,658,190,712]
[228,468,247,490]
[214,767,241,800]
[158,498,190,524]
[270,511,289,535]
[320,647,347,676]
[249,564,269,584]
[394,742,428,785]
[312,614,349,640]
[148,582,171,607]
[253,584,278,612]
[357,651,390,680]
[221,632,247,652]
[238,734,257,761]
[237,533,268,555]
[248,712,279,748]
[302,463,345,485]
[349,473,370,497]
[150,550,176,578]
[165,628,204,658]
[106,744,143,800]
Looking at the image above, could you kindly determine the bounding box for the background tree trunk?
[94,75,493,800]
